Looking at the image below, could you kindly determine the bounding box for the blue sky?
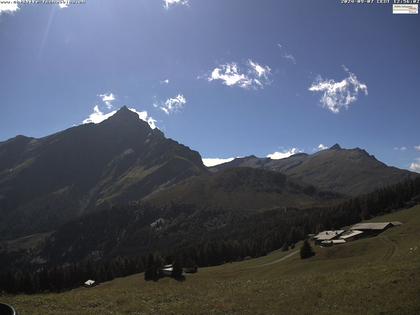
[0,0,419,171]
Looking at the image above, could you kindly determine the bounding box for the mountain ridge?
[0,108,415,240]
[209,146,414,196]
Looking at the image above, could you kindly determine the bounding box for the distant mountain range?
[0,106,415,241]
[209,144,413,196]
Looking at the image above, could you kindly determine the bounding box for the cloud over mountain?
[99,93,116,109]
[309,66,368,113]
[82,105,157,129]
[202,157,236,167]
[267,148,303,160]
[159,94,187,115]
[410,158,420,173]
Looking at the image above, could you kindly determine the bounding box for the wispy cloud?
[163,0,188,9]
[283,54,296,64]
[98,93,116,109]
[267,148,303,160]
[159,94,187,115]
[82,105,157,129]
[160,79,170,85]
[277,43,296,64]
[0,2,19,15]
[207,59,271,90]
[410,158,420,173]
[309,66,368,114]
[414,145,420,152]
[202,157,235,167]
[394,146,407,151]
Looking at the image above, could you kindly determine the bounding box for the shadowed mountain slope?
[0,107,206,238]
[147,167,342,211]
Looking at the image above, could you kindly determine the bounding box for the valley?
[2,204,420,315]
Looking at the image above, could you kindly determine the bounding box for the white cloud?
[209,63,251,88]
[208,60,271,90]
[309,66,368,113]
[410,158,420,173]
[59,2,69,8]
[160,94,186,115]
[248,60,271,79]
[163,0,188,9]
[202,157,235,167]
[318,144,329,151]
[98,93,116,109]
[82,105,116,124]
[414,145,420,152]
[394,146,407,151]
[128,108,157,129]
[267,148,303,160]
[82,105,157,129]
[161,79,170,84]
[0,1,19,15]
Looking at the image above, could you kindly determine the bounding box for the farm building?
[314,230,344,244]
[160,264,173,276]
[350,222,401,236]
[84,280,96,287]
[321,239,346,247]
[391,221,403,226]
[340,230,364,242]
[314,222,403,247]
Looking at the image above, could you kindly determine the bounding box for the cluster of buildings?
[160,264,198,276]
[312,221,402,246]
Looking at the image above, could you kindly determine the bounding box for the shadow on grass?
[173,275,186,282]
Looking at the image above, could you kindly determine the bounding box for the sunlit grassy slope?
[3,205,420,315]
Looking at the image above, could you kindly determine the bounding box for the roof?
[350,222,392,231]
[391,221,403,226]
[340,230,364,240]
[314,230,345,241]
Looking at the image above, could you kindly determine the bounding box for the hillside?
[0,107,206,238]
[3,204,420,315]
[34,167,341,264]
[210,145,414,196]
[147,167,342,211]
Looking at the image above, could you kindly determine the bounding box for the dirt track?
[258,250,299,267]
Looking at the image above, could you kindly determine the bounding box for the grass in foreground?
[2,205,420,315]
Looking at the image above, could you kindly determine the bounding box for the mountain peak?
[104,106,146,127]
[113,106,138,119]
[330,143,341,150]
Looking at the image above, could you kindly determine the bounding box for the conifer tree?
[172,258,183,279]
[300,239,315,259]
[144,253,156,281]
